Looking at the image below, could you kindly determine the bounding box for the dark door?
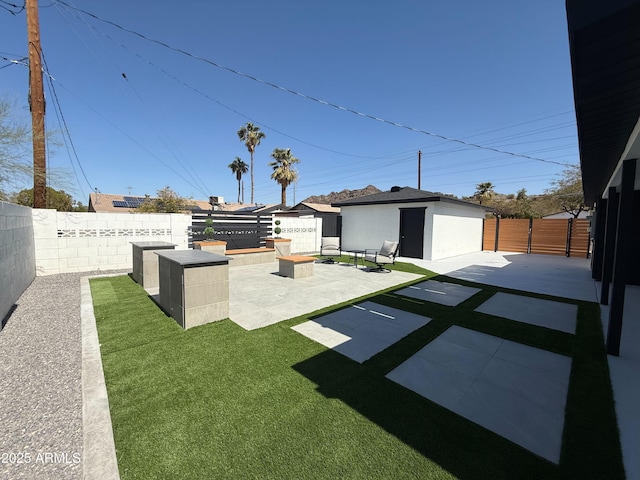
[399,207,425,258]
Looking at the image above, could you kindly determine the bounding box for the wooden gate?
[483,217,590,257]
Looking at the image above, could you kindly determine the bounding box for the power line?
[52,2,211,197]
[0,0,24,14]
[53,0,572,168]
[52,79,219,194]
[40,48,93,195]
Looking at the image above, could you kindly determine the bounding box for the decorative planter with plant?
[274,219,281,238]
[203,218,215,240]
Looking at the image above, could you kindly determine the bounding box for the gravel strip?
[0,271,125,480]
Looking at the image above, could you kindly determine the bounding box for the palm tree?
[269,148,300,206]
[228,157,248,203]
[474,182,495,205]
[236,123,265,205]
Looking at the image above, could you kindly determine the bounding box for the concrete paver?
[386,325,572,464]
[292,301,431,363]
[475,292,578,334]
[395,280,482,306]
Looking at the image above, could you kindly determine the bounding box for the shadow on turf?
[292,346,557,480]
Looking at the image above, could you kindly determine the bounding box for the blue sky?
[1,0,577,205]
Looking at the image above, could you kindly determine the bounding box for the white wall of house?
[275,216,322,254]
[32,210,191,275]
[341,201,485,261]
[340,203,408,251]
[429,202,485,261]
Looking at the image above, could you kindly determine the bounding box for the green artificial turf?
[90,270,624,480]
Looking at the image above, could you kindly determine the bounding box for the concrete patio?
[228,261,422,330]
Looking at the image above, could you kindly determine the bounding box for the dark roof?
[567,0,640,204]
[332,186,491,210]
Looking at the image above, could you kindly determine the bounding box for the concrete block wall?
[276,216,322,254]
[0,202,36,322]
[32,210,191,275]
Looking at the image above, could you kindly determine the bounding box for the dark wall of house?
[630,191,640,286]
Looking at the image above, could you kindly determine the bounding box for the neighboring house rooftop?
[332,186,492,211]
[88,193,219,213]
[291,202,341,213]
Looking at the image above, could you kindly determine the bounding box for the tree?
[12,186,73,211]
[237,123,265,205]
[228,157,248,204]
[474,182,495,205]
[1,99,69,200]
[269,148,300,206]
[0,99,32,199]
[544,165,586,218]
[136,186,195,213]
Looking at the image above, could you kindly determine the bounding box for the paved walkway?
[0,271,123,480]
[399,251,599,302]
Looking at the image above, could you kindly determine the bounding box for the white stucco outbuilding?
[333,186,492,261]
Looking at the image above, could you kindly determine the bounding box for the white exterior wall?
[341,203,417,251]
[275,216,322,254]
[32,210,191,275]
[428,202,485,261]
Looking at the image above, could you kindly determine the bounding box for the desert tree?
[237,123,265,205]
[137,186,195,213]
[544,165,586,218]
[269,148,299,206]
[228,157,248,203]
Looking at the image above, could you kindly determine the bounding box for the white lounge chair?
[320,237,341,263]
[365,240,399,272]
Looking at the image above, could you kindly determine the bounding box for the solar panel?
[124,196,145,207]
[112,200,128,208]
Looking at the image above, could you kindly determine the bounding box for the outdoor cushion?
[365,241,399,265]
[379,240,397,257]
[321,237,340,255]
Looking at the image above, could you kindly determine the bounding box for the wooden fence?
[483,218,590,257]
[191,212,272,249]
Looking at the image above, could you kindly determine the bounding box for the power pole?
[26,0,47,208]
[418,150,422,190]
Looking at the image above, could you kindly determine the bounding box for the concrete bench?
[277,255,316,279]
[225,247,276,266]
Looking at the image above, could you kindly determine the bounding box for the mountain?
[302,185,381,204]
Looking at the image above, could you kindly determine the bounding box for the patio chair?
[364,240,399,273]
[320,237,341,263]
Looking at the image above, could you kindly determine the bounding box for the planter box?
[265,238,291,257]
[194,240,227,255]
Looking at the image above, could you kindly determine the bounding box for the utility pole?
[26,0,47,208]
[418,150,422,190]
